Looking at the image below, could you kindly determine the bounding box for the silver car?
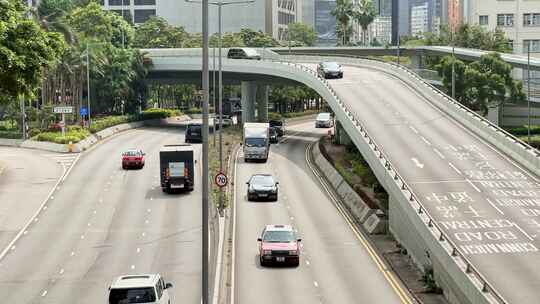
[315,112,334,128]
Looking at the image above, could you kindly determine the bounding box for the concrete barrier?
[311,141,376,225]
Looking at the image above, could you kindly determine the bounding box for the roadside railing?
[271,57,507,304]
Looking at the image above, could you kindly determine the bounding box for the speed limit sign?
[214,172,228,188]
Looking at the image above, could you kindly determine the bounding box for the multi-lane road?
[327,65,540,303]
[233,121,413,304]
[0,128,201,303]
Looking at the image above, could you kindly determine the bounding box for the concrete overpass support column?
[410,54,424,70]
[335,120,352,146]
[257,84,269,122]
[241,81,257,123]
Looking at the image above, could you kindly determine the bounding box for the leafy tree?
[353,0,376,46]
[0,0,65,105]
[239,29,279,47]
[436,53,526,115]
[134,16,189,48]
[422,24,512,53]
[331,0,354,45]
[287,22,317,46]
[210,32,245,48]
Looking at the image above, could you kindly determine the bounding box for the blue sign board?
[80,107,88,116]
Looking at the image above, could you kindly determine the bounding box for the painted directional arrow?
[411,158,425,169]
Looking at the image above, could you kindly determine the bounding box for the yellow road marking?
[305,142,414,304]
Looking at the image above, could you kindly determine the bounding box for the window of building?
[479,15,488,25]
[508,40,514,51]
[524,13,540,26]
[524,40,540,53]
[497,14,514,27]
[109,0,129,5]
[134,9,156,23]
[135,0,156,5]
[110,9,132,22]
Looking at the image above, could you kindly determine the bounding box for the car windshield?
[322,62,340,69]
[317,113,331,120]
[109,287,157,304]
[251,175,275,186]
[245,138,266,147]
[125,151,140,157]
[188,125,201,133]
[263,230,295,242]
[269,120,283,127]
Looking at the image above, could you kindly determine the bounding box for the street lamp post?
[452,45,456,99]
[527,43,531,144]
[186,0,255,213]
[202,0,209,303]
[86,43,92,127]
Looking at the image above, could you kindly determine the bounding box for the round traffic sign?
[214,172,228,187]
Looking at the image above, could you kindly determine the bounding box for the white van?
[108,274,173,304]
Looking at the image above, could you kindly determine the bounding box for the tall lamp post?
[186,0,255,213]
[527,43,531,144]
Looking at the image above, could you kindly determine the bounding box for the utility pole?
[86,43,92,127]
[396,35,400,65]
[213,46,216,146]
[452,45,456,99]
[20,98,27,140]
[202,0,209,303]
[527,43,531,144]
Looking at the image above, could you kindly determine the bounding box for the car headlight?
[289,250,298,255]
[262,250,272,255]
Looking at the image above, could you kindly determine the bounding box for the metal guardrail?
[269,56,508,304]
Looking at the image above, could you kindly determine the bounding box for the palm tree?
[331,0,354,46]
[353,0,377,46]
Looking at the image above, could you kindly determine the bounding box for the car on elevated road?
[317,61,343,79]
[258,224,301,267]
[108,273,173,304]
[315,112,334,128]
[122,149,145,169]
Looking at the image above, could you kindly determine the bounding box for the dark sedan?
[317,61,343,79]
[246,174,279,201]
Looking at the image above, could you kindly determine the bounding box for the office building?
[101,0,302,42]
[370,16,392,44]
[314,0,337,45]
[410,2,429,37]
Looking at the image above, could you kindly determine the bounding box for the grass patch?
[504,125,540,136]
[209,126,242,209]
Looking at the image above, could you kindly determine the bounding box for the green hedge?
[505,125,540,136]
[89,115,130,133]
[36,128,90,144]
[138,108,181,120]
[269,110,319,120]
[0,130,22,139]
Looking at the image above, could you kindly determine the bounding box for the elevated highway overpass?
[143,49,540,304]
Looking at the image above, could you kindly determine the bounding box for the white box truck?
[243,122,270,162]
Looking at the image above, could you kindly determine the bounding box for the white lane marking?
[88,223,91,227]
[514,223,535,241]
[59,268,64,275]
[150,197,153,201]
[43,206,48,210]
[486,198,504,215]
[411,158,424,169]
[433,148,445,159]
[420,136,432,146]
[290,216,294,221]
[142,232,146,237]
[448,162,462,175]
[145,220,149,224]
[34,218,39,222]
[409,126,419,134]
[93,210,97,214]
[466,179,481,192]
[23,231,28,235]
[136,248,141,253]
[70,251,75,256]
[50,196,54,200]
[306,260,310,265]
[131,265,135,270]
[147,209,151,213]
[230,148,240,304]
[313,281,319,287]
[80,235,85,240]
[41,290,48,297]
[10,246,15,251]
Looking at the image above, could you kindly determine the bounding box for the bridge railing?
[268,56,507,304]
[279,53,540,160]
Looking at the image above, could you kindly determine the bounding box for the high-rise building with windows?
[411,2,429,37]
[100,0,302,42]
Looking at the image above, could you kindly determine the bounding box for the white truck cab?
[108,274,173,304]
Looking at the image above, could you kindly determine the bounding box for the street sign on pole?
[53,106,73,114]
[214,172,228,188]
[80,107,88,116]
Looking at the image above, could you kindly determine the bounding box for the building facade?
[410,2,429,37]
[370,16,392,44]
[101,0,301,42]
